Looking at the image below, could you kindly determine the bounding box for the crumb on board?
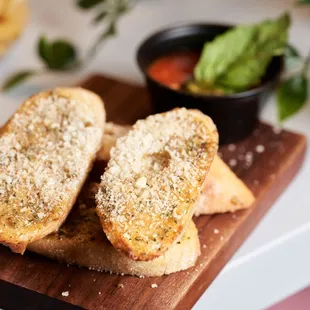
[62,291,69,297]
[255,145,265,153]
[99,292,101,295]
[151,284,158,288]
[213,229,219,234]
[228,144,236,151]
[270,174,276,180]
[238,154,245,160]
[273,126,282,135]
[229,159,237,167]
[202,244,207,249]
[139,275,145,279]
[253,129,260,136]
[117,283,124,289]
[245,152,253,167]
[220,236,224,241]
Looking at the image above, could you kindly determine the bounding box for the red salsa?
[147,51,200,90]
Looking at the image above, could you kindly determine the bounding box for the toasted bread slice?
[0,88,105,253]
[194,156,255,215]
[97,123,255,215]
[96,108,218,261]
[28,183,200,277]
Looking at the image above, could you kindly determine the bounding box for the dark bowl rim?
[136,22,283,100]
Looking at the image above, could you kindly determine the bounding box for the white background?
[0,1,310,309]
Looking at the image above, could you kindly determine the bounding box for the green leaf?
[284,44,301,70]
[217,13,290,90]
[194,13,290,91]
[77,0,105,9]
[218,55,272,91]
[285,44,300,58]
[92,11,107,24]
[277,75,308,122]
[117,3,130,15]
[48,40,77,69]
[2,71,35,91]
[38,35,50,64]
[194,26,256,83]
[37,36,78,70]
[302,52,310,76]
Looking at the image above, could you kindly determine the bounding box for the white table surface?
[0,0,309,309]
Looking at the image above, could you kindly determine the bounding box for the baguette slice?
[0,87,105,253]
[28,183,200,277]
[97,123,255,215]
[96,108,218,261]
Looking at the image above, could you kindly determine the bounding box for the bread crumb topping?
[255,145,265,153]
[62,291,69,297]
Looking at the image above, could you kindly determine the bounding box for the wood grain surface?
[0,75,307,310]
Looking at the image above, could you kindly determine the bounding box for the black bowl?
[136,23,283,144]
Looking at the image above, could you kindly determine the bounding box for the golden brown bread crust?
[28,183,200,277]
[97,123,255,216]
[194,156,255,215]
[96,109,218,261]
[0,87,106,253]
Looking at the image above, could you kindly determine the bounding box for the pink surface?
[268,287,310,310]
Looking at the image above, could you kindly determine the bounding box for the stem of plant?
[302,49,310,76]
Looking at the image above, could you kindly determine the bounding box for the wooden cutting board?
[0,75,307,310]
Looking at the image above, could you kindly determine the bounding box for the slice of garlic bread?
[96,108,218,261]
[28,183,200,277]
[97,123,254,216]
[0,88,105,253]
